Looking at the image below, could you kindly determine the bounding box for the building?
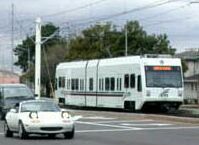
[176,49,199,103]
[0,70,20,84]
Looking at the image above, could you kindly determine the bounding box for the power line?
[138,3,188,22]
[76,0,175,23]
[144,16,192,28]
[0,0,109,30]
[57,0,182,29]
[41,0,109,19]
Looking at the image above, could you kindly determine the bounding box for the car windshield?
[21,102,61,112]
[2,86,33,98]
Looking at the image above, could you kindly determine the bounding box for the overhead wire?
[56,0,185,31]
[41,0,109,19]
[0,0,109,31]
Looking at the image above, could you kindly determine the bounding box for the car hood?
[37,112,62,121]
[20,112,68,123]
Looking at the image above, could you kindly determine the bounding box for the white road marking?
[95,120,153,123]
[121,123,172,126]
[76,121,141,130]
[76,128,139,133]
[142,126,199,130]
[76,126,199,133]
[0,126,199,135]
[82,116,116,120]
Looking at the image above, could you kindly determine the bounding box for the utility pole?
[35,17,41,98]
[190,1,199,104]
[28,47,30,72]
[11,3,14,72]
[125,21,128,56]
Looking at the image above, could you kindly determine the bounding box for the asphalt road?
[0,111,199,145]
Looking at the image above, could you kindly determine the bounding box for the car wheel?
[0,112,2,120]
[64,127,75,139]
[18,122,28,139]
[0,112,5,120]
[4,121,13,137]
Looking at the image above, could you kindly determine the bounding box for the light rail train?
[55,55,184,112]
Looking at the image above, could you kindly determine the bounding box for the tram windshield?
[145,66,182,88]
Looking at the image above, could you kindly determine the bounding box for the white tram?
[55,55,184,112]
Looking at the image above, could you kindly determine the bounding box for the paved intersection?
[0,115,199,145]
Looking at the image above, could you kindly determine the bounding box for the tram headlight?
[178,90,183,97]
[146,90,151,97]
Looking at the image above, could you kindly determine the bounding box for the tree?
[14,23,60,72]
[66,21,175,61]
[65,22,118,60]
[40,43,67,96]
[14,23,66,97]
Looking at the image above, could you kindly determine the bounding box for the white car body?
[4,100,75,139]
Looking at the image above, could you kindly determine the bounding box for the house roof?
[176,50,199,61]
[0,69,19,77]
[184,74,199,83]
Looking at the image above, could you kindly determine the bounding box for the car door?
[8,104,20,131]
[6,111,13,129]
[12,104,20,131]
[6,110,18,131]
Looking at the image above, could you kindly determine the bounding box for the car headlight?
[29,112,38,119]
[62,111,70,119]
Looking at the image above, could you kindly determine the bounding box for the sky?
[0,0,199,72]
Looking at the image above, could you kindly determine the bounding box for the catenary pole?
[35,17,41,98]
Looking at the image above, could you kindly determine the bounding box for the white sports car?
[4,100,75,139]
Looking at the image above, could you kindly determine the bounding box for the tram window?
[124,74,129,88]
[79,79,82,91]
[117,78,118,90]
[71,79,75,90]
[67,79,69,90]
[89,78,93,91]
[119,78,122,90]
[102,79,104,91]
[58,77,62,88]
[105,78,110,91]
[130,74,135,88]
[68,79,71,90]
[111,77,115,91]
[76,79,79,90]
[99,79,101,91]
[82,79,84,91]
[80,79,84,91]
[62,77,65,88]
[82,80,83,90]
[137,75,142,92]
[66,79,68,89]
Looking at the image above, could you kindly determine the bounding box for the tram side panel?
[85,60,99,107]
[97,61,142,109]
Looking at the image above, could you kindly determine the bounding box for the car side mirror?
[61,108,68,112]
[10,109,17,113]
